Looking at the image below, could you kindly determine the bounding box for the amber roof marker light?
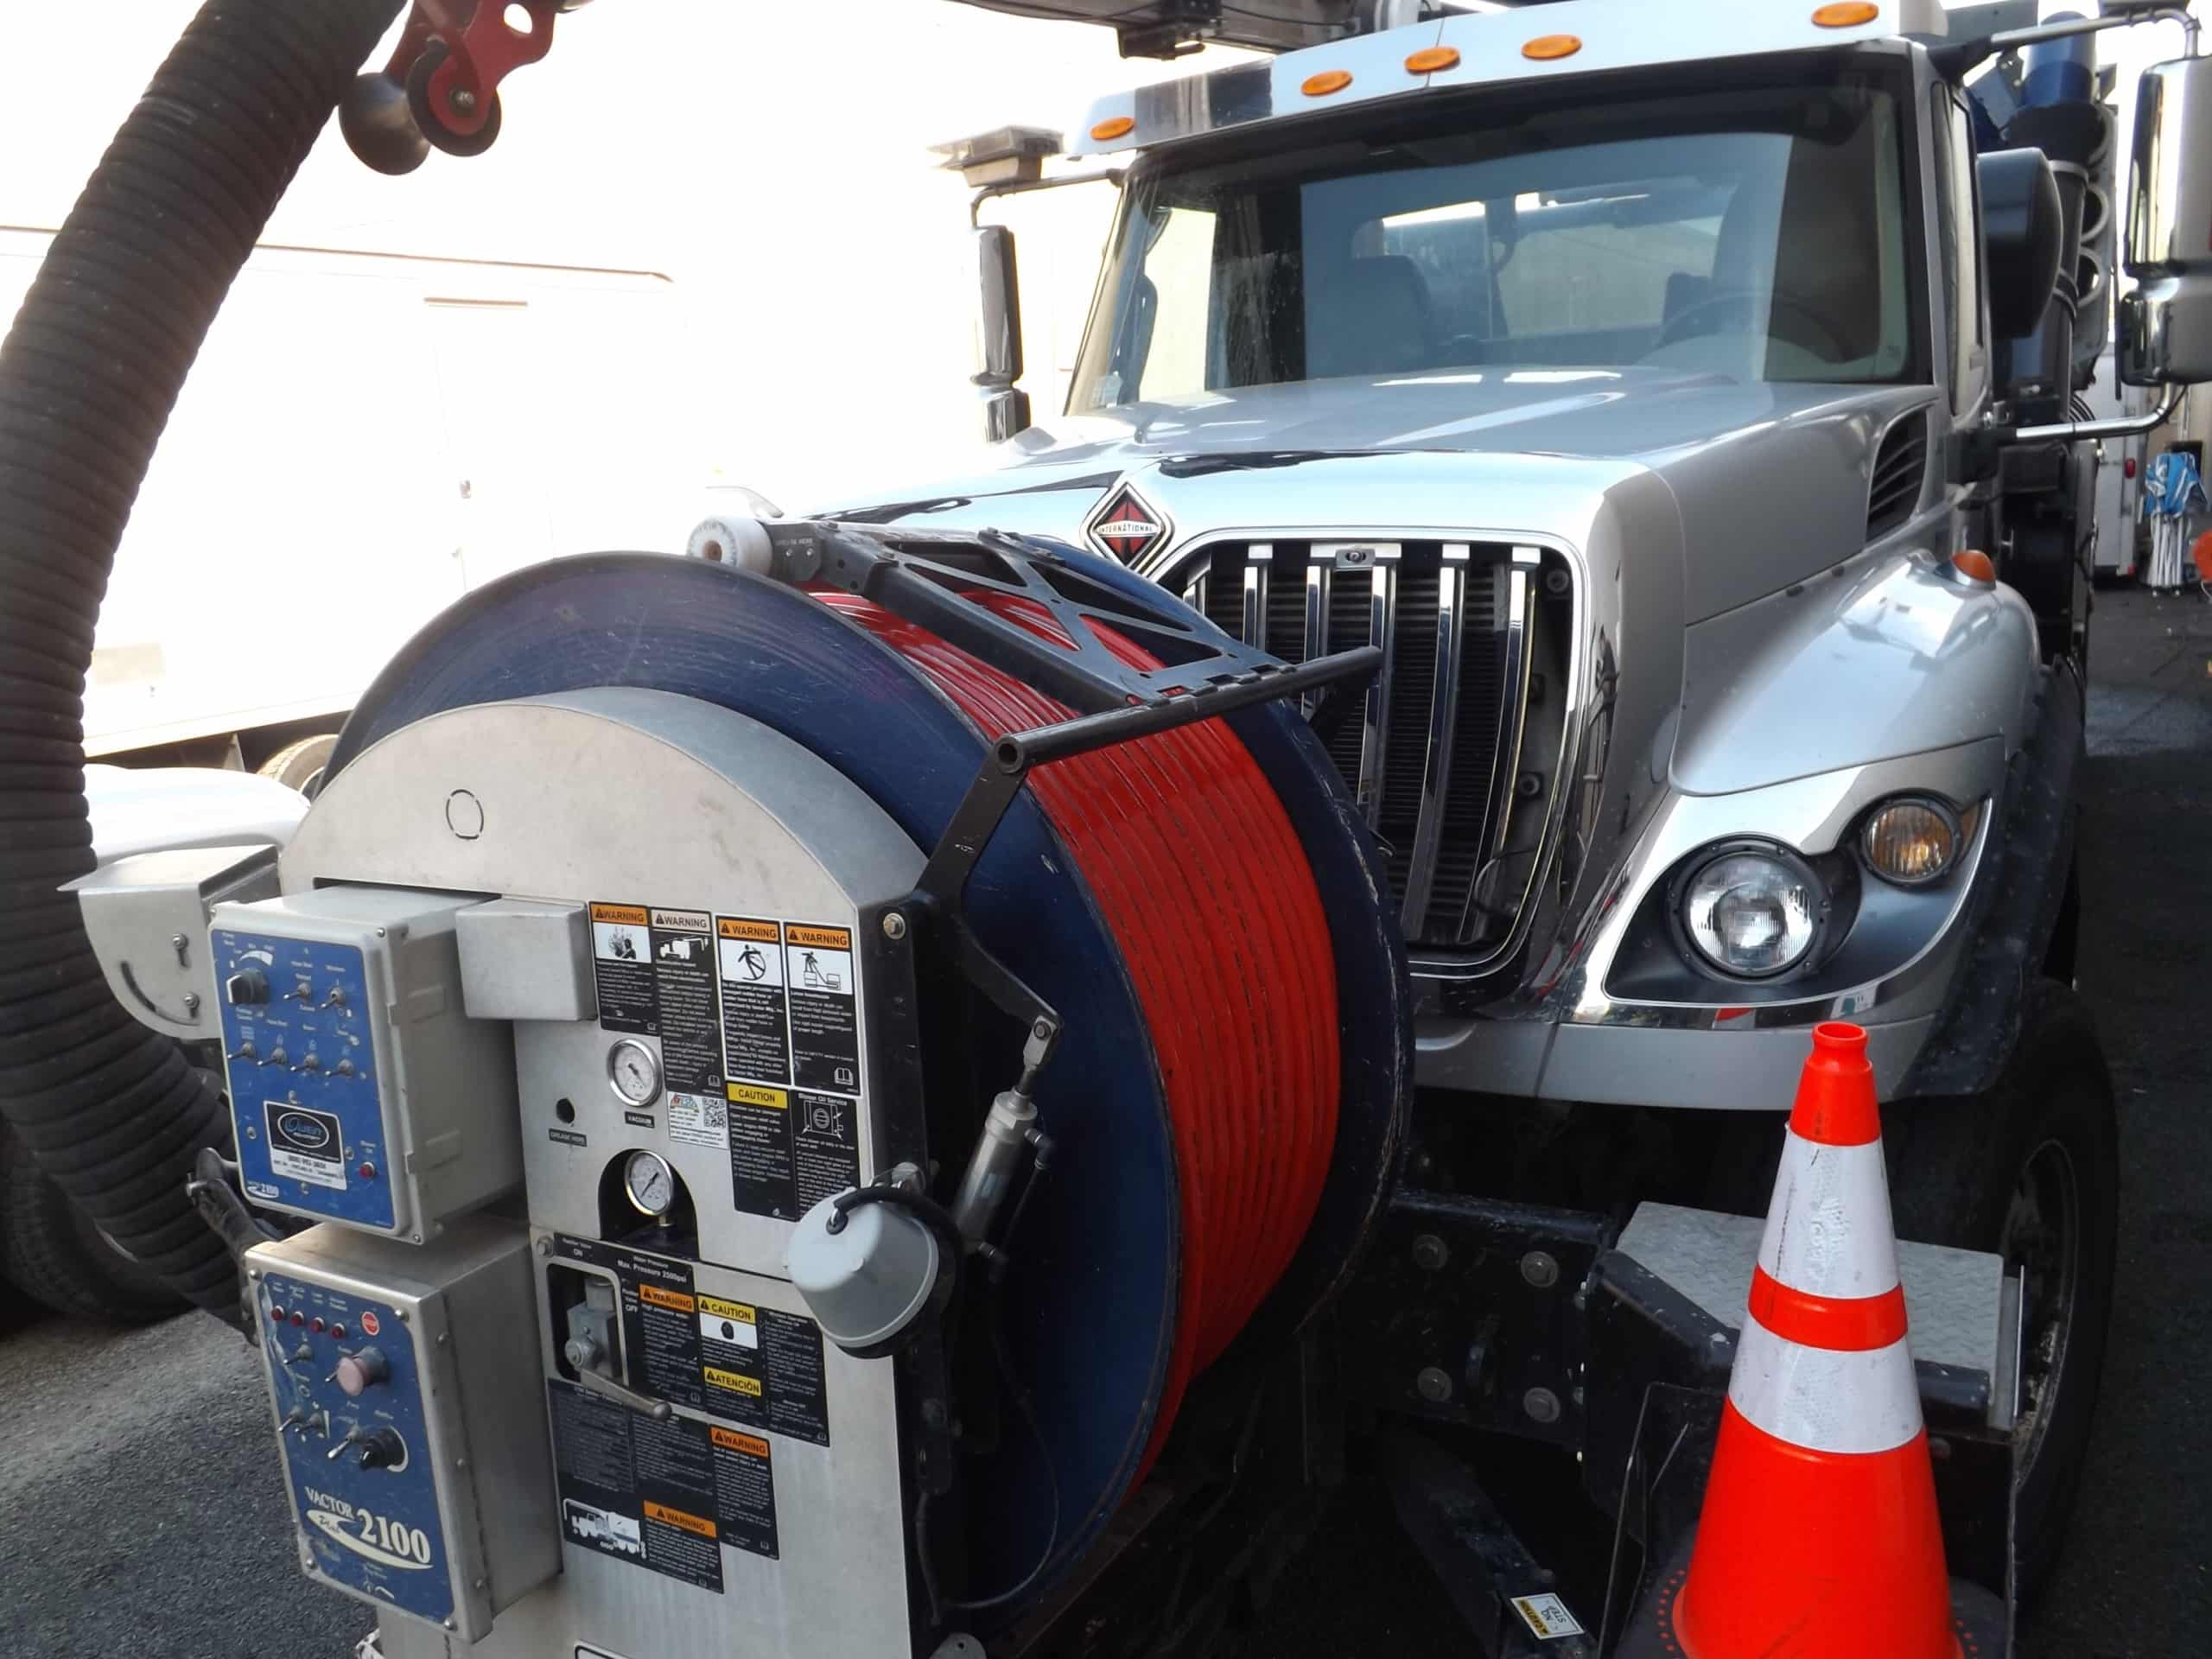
[1089,115,1135,143]
[1302,68,1354,97]
[1522,35,1584,61]
[1813,3,1881,27]
[1405,46,1460,74]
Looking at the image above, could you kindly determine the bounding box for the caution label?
[717,917,791,1087]
[725,1083,797,1220]
[721,1082,858,1220]
[783,923,861,1094]
[700,1303,832,1446]
[588,904,656,1034]
[550,1379,725,1593]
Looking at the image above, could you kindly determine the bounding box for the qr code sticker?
[667,1092,730,1150]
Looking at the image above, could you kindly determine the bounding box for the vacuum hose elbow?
[0,0,405,1313]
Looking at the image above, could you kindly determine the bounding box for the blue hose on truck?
[0,1,405,1313]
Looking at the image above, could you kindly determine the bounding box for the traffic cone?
[1670,1022,1960,1658]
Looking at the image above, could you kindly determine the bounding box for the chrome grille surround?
[1155,531,1583,976]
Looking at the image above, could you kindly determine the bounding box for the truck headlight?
[1681,846,1824,978]
[1859,797,1960,886]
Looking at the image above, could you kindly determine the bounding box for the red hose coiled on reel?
[815,589,1340,1455]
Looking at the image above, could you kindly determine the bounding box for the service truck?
[8,3,2212,1658]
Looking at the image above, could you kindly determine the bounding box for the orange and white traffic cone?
[1669,1021,1959,1658]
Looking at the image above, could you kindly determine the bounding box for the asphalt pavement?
[2,585,2209,1657]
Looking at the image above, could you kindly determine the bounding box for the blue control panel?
[259,1272,454,1626]
[214,927,397,1232]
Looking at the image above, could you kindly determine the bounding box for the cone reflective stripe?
[1673,1023,1961,1659]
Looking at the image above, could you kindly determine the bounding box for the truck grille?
[1168,537,1561,958]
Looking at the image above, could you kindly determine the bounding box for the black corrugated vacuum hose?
[0,1,404,1313]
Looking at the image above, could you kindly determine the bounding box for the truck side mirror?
[2120,56,2212,386]
[971,226,1032,442]
[1979,149,2064,341]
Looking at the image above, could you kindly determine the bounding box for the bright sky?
[0,3,2196,505]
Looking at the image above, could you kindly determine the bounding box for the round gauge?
[623,1149,677,1218]
[606,1038,663,1108]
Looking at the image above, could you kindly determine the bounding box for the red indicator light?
[270,1305,286,1322]
[311,1317,327,1333]
[330,1325,346,1340]
[290,1311,305,1326]
[358,1162,378,1182]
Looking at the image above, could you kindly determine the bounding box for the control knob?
[329,1425,407,1471]
[224,969,269,1006]
[334,1346,390,1398]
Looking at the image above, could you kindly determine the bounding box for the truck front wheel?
[0,1124,188,1324]
[1885,980,2120,1600]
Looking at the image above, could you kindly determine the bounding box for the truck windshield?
[1071,75,1916,407]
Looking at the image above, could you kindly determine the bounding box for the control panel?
[259,1268,450,1624]
[213,887,521,1238]
[249,1217,560,1643]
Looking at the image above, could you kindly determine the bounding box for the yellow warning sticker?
[589,902,649,927]
[1511,1592,1586,1639]
[643,1501,717,1540]
[726,1082,787,1109]
[711,1427,771,1458]
[718,917,779,944]
[698,1295,755,1324]
[639,1283,695,1315]
[784,923,852,951]
[705,1366,764,1398]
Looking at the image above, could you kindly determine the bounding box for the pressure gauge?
[623,1149,677,1219]
[607,1038,663,1108]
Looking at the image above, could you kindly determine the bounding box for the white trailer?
[0,229,696,773]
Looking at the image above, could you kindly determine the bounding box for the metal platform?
[1618,1201,2019,1433]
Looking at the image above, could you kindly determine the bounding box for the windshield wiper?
[1155,449,1389,479]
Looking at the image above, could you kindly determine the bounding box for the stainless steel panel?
[457,899,596,1023]
[380,1237,912,1659]
[283,689,922,1282]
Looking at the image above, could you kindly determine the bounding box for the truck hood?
[817,367,1940,623]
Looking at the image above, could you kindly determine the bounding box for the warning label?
[783,924,861,1094]
[550,1378,726,1593]
[552,1237,830,1446]
[650,909,721,1094]
[700,1301,831,1446]
[709,1427,779,1558]
[717,917,790,1086]
[667,1092,728,1151]
[589,904,656,1034]
[550,1236,706,1415]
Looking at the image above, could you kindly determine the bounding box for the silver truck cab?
[830,0,2107,1116]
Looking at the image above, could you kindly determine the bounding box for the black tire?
[1885,979,2119,1600]
[257,733,339,796]
[0,1123,188,1324]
